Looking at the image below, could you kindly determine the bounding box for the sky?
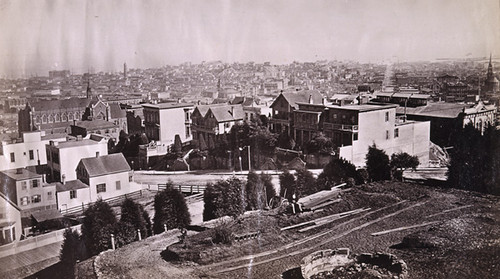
[0,0,499,77]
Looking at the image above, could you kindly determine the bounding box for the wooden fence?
[60,190,145,216]
[157,184,207,194]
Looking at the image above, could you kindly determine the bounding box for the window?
[185,111,190,121]
[70,190,77,199]
[97,183,106,193]
[29,150,34,160]
[385,112,389,122]
[353,133,358,141]
[224,122,230,128]
[10,152,15,163]
[96,152,100,157]
[394,128,399,138]
[115,181,121,190]
[31,179,39,188]
[20,196,29,206]
[386,130,390,140]
[47,191,53,200]
[21,181,27,190]
[185,126,191,138]
[129,174,133,182]
[31,195,41,203]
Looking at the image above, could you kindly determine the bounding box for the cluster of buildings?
[0,131,132,245]
[0,57,499,245]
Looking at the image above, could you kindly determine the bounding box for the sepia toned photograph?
[0,0,499,278]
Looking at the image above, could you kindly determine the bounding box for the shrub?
[260,173,277,206]
[60,228,85,277]
[120,198,150,239]
[279,170,295,200]
[316,158,362,190]
[212,221,234,245]
[81,200,117,256]
[203,177,246,221]
[153,185,191,234]
[295,168,317,198]
[366,144,391,181]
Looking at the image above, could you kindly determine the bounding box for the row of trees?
[61,185,191,278]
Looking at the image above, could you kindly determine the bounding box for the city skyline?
[0,0,499,77]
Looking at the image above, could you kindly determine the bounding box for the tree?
[245,171,267,210]
[316,158,361,189]
[81,200,118,256]
[153,185,191,234]
[279,170,295,200]
[277,132,296,150]
[173,134,183,155]
[120,198,150,239]
[306,132,334,154]
[365,144,391,181]
[390,152,419,180]
[295,168,317,198]
[260,172,276,206]
[60,228,85,278]
[203,177,246,221]
[447,123,500,194]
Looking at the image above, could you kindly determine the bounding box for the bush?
[279,170,295,200]
[153,185,191,234]
[260,173,277,206]
[81,200,117,256]
[295,168,317,198]
[246,171,266,210]
[60,228,85,278]
[391,152,419,171]
[316,158,362,190]
[212,221,234,245]
[366,144,391,182]
[120,198,150,239]
[203,177,246,221]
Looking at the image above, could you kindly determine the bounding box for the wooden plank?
[298,208,371,233]
[370,221,440,236]
[425,205,473,218]
[309,199,342,211]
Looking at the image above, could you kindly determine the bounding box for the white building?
[46,135,108,183]
[323,104,430,167]
[0,131,66,171]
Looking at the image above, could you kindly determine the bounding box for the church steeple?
[487,53,493,77]
[86,80,92,99]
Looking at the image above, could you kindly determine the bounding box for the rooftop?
[80,153,130,177]
[1,168,41,180]
[327,103,398,112]
[73,120,118,130]
[48,138,104,149]
[209,105,245,122]
[56,180,89,192]
[142,102,193,110]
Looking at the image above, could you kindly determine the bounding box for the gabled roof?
[271,90,324,109]
[209,105,245,122]
[31,209,63,223]
[80,153,131,177]
[30,97,91,112]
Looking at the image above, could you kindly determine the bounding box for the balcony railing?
[323,122,358,131]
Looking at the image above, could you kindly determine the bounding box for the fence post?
[137,229,142,241]
[111,234,116,250]
[81,202,84,212]
[190,185,193,195]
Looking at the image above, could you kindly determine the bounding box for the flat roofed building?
[142,102,194,145]
[46,136,108,183]
[0,131,66,171]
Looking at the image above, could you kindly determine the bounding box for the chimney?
[322,98,326,105]
[308,94,313,104]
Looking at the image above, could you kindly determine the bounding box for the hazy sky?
[0,0,499,77]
